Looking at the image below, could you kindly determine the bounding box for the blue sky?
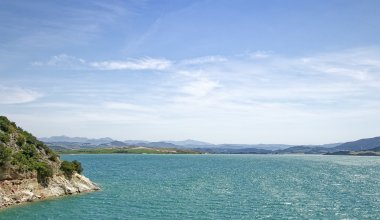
[1,0,380,144]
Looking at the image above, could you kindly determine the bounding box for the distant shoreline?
[57,148,380,156]
[57,147,202,155]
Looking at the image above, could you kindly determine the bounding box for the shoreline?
[0,173,99,209]
[0,187,99,211]
[58,152,380,157]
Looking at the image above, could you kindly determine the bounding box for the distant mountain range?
[40,136,380,155]
[164,139,214,147]
[39,136,114,145]
[331,136,380,151]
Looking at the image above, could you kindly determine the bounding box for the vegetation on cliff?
[60,160,83,178]
[0,116,83,185]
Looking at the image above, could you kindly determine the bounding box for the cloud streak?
[0,86,42,104]
[90,58,172,70]
[33,55,172,71]
[180,55,227,65]
[32,54,85,67]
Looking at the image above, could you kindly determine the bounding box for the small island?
[0,116,99,209]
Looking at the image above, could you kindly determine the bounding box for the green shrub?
[60,161,74,178]
[21,144,38,158]
[21,130,40,146]
[72,160,83,174]
[60,160,83,178]
[35,162,53,185]
[0,144,12,166]
[35,141,47,150]
[16,135,26,147]
[44,148,59,161]
[0,116,10,133]
[48,154,59,162]
[0,117,17,134]
[0,133,10,144]
[11,152,34,172]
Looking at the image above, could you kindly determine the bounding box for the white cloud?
[16,47,380,144]
[180,55,227,65]
[33,55,172,71]
[321,67,373,81]
[32,54,86,67]
[29,47,380,111]
[181,77,221,97]
[90,58,172,70]
[166,47,380,120]
[0,86,42,104]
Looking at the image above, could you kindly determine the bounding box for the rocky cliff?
[0,116,99,208]
[0,173,98,208]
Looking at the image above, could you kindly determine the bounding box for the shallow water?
[1,154,380,219]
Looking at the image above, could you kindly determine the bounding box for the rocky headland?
[0,116,99,209]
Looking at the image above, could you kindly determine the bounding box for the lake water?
[1,154,380,219]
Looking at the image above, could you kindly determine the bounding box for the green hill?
[0,116,98,208]
[332,136,380,151]
[0,116,80,184]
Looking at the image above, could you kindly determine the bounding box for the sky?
[1,0,380,145]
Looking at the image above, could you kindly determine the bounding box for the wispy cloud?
[0,86,42,104]
[32,54,86,67]
[160,47,380,126]
[32,55,172,71]
[247,50,272,59]
[29,47,380,110]
[180,55,227,65]
[90,57,172,70]
[180,77,221,97]
[0,1,130,51]
[9,47,380,144]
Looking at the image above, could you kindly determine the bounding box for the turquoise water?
[1,154,380,219]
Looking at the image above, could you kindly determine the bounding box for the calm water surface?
[0,154,379,219]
